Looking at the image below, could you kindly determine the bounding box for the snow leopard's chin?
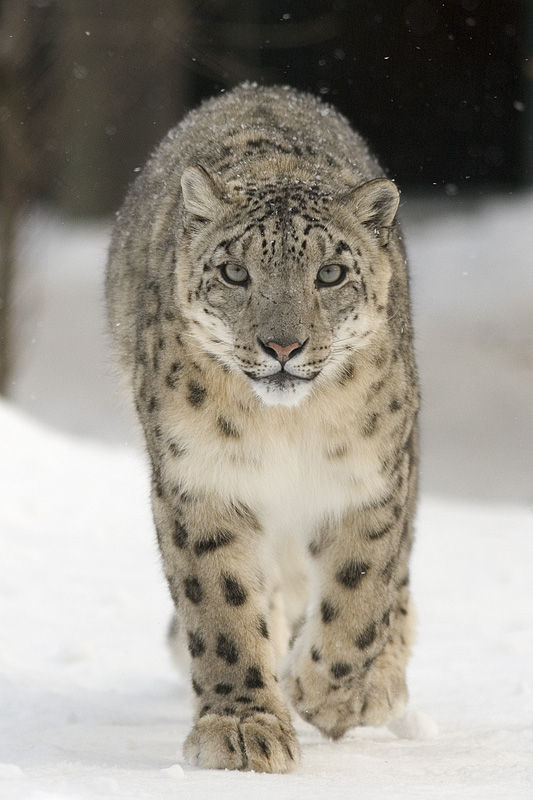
[248,374,315,408]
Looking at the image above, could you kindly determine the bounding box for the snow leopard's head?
[177,164,399,407]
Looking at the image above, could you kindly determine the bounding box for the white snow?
[1,399,532,799]
[388,709,439,741]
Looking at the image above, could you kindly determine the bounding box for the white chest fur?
[164,404,388,542]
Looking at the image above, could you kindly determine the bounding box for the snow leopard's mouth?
[242,368,322,407]
[244,370,318,407]
[244,369,320,385]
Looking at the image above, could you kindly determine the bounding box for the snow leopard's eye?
[315,264,347,287]
[219,263,250,286]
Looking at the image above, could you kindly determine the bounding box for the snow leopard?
[106,83,419,773]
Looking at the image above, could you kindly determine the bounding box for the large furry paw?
[183,711,300,772]
[282,643,407,740]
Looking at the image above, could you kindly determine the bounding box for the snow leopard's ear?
[341,178,400,234]
[181,165,224,221]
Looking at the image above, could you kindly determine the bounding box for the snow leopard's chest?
[164,410,388,542]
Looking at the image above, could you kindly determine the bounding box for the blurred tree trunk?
[0,0,35,395]
[526,1,533,181]
[0,202,15,395]
[57,0,188,216]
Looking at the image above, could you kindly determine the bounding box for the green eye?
[220,263,250,286]
[316,264,346,287]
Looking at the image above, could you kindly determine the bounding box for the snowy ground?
[1,400,532,799]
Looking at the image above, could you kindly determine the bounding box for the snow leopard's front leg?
[282,450,416,740]
[152,484,299,773]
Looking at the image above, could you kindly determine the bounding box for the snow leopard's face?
[178,166,399,407]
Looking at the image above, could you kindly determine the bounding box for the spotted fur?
[106,83,419,773]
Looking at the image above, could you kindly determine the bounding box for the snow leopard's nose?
[258,338,306,364]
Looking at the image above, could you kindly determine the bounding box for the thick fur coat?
[106,83,419,772]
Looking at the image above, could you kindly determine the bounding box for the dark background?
[2,0,531,219]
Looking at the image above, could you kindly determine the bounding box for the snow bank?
[1,401,532,798]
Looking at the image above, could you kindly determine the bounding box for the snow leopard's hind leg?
[283,432,417,740]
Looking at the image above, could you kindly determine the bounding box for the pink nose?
[266,340,302,363]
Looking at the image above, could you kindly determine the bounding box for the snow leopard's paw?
[183,711,300,772]
[283,637,407,739]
